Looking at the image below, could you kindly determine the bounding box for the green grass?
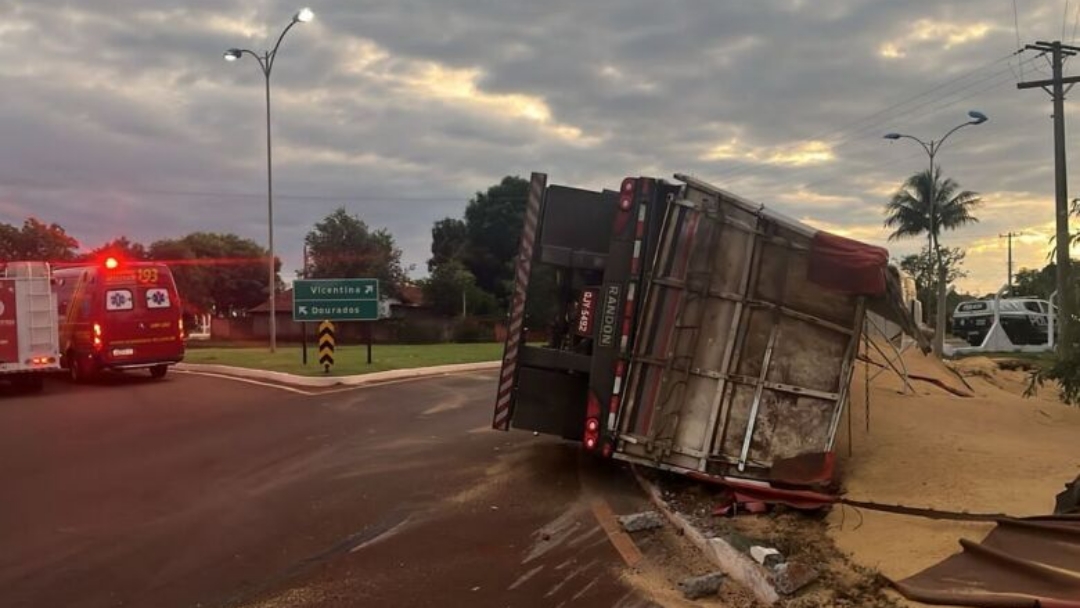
[183,343,504,376]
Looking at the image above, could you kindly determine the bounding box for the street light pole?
[224,7,313,353]
[884,110,988,357]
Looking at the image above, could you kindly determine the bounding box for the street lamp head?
[223,48,242,62]
[883,133,902,140]
[295,7,314,23]
[968,110,989,124]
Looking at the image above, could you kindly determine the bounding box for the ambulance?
[54,257,185,382]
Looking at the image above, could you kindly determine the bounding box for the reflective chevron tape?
[492,172,546,431]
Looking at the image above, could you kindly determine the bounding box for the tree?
[899,246,968,323]
[84,237,148,262]
[149,233,274,315]
[424,176,531,316]
[462,176,529,305]
[422,259,498,316]
[305,208,407,297]
[884,167,981,248]
[884,167,980,351]
[0,223,19,259]
[1014,264,1057,300]
[428,218,468,272]
[0,218,79,261]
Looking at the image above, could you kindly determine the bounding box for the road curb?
[175,360,501,388]
[630,466,781,605]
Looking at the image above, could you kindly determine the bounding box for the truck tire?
[149,365,168,379]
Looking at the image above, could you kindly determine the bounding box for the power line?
[1065,0,1072,43]
[707,51,1024,178]
[1014,0,1025,80]
[1072,1,1080,43]
[709,52,1038,184]
[772,104,1058,197]
[715,55,1042,188]
[1014,0,1024,49]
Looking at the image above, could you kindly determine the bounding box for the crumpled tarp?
[807,231,890,296]
[892,515,1080,608]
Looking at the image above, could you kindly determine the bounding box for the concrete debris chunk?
[678,571,725,600]
[618,511,664,533]
[771,560,819,595]
[750,545,784,568]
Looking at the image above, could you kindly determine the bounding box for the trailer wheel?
[149,365,168,379]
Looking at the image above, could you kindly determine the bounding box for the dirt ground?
[829,344,1080,605]
[655,474,903,607]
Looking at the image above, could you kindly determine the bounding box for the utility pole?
[1017,40,1080,354]
[999,232,1023,291]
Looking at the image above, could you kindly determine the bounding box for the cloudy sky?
[2,0,1079,294]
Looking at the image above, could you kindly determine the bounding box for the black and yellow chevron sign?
[318,320,335,372]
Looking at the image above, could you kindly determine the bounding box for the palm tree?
[883,167,980,348]
[884,167,981,252]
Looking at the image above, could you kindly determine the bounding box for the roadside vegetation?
[183,343,502,376]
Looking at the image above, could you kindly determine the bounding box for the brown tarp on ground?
[892,515,1080,608]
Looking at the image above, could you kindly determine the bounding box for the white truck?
[493,173,921,494]
[0,262,61,392]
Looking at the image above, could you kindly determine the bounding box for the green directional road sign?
[292,278,379,322]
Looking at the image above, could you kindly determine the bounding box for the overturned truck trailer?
[492,173,920,490]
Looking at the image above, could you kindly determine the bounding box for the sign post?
[366,322,372,364]
[318,320,335,373]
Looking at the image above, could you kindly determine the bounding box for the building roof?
[398,284,424,306]
[249,289,293,313]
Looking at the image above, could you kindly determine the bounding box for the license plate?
[974,319,986,326]
[576,288,599,336]
[112,348,134,357]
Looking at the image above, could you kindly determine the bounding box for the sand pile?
[829,345,1080,592]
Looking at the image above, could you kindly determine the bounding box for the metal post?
[366,322,373,364]
[1051,42,1073,354]
[1000,232,1021,291]
[302,244,308,364]
[224,12,312,353]
[884,117,988,355]
[264,64,277,353]
[928,148,948,357]
[1007,233,1013,290]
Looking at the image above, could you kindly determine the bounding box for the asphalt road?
[0,370,669,608]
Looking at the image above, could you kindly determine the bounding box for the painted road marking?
[172,370,314,395]
[174,369,494,397]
